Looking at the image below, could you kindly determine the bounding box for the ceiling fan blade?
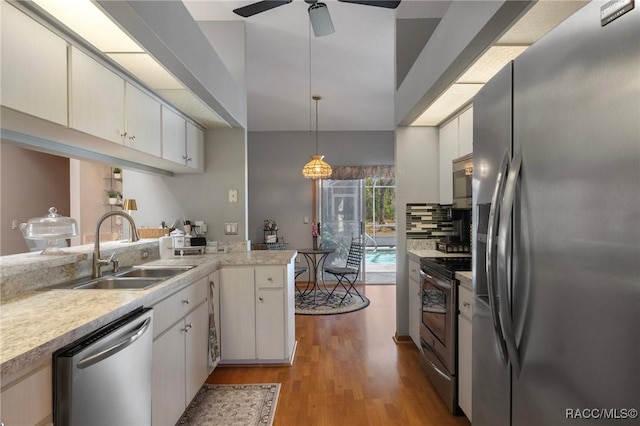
[337,0,401,9]
[233,0,293,18]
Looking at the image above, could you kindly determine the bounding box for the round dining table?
[296,247,336,303]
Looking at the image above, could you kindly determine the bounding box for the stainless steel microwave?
[452,154,473,209]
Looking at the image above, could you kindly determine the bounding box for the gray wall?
[125,128,248,242]
[247,131,394,252]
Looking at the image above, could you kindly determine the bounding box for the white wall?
[394,126,439,337]
[125,128,247,242]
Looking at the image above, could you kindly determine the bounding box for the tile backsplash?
[406,203,455,239]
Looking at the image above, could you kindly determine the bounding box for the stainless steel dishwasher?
[53,307,153,426]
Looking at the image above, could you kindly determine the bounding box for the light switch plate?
[224,222,238,235]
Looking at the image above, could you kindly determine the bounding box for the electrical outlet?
[228,189,238,203]
[11,219,18,230]
[141,250,149,259]
[303,216,310,224]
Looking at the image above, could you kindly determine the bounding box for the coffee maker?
[437,208,472,253]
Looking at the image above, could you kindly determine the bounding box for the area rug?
[295,290,370,315]
[177,383,280,426]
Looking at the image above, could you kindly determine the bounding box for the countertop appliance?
[473,2,639,425]
[419,256,471,414]
[436,240,471,254]
[452,154,473,209]
[54,307,154,426]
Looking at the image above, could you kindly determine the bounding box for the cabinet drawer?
[458,285,473,320]
[153,277,207,337]
[255,266,284,288]
[408,259,420,283]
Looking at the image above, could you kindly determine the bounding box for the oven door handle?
[497,150,522,377]
[421,342,451,381]
[486,149,510,366]
[419,270,452,291]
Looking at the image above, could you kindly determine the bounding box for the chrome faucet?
[93,211,139,278]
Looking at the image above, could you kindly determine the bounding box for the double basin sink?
[48,265,195,291]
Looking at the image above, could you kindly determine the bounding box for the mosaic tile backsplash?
[406,203,455,239]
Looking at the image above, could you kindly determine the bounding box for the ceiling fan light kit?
[307,2,335,37]
[233,0,400,37]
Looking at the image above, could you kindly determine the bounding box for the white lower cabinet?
[219,263,295,364]
[408,258,421,348]
[458,284,473,421]
[152,277,209,426]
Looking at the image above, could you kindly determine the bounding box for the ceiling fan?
[233,0,401,37]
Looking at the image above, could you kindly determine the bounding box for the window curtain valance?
[329,165,395,180]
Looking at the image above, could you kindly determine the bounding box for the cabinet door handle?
[267,277,273,282]
[182,323,193,332]
[258,296,264,302]
[128,135,136,141]
[186,156,192,162]
[463,302,470,308]
[210,280,215,288]
[120,131,127,138]
[182,299,190,305]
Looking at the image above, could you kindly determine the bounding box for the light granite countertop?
[0,249,296,379]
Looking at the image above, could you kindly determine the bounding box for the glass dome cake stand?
[21,207,79,255]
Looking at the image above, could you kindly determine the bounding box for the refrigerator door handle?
[486,150,510,365]
[77,317,152,369]
[497,150,523,377]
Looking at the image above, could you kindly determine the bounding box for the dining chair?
[324,238,365,305]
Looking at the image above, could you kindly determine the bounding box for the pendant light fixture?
[303,95,332,179]
[302,21,332,180]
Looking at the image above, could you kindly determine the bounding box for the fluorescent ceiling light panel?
[107,53,183,90]
[411,46,527,126]
[33,0,143,53]
[157,89,230,129]
[411,84,483,126]
[457,45,529,83]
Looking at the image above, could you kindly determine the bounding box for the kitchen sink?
[44,265,195,290]
[115,266,194,278]
[72,277,162,290]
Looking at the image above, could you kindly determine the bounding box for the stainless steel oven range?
[419,257,471,414]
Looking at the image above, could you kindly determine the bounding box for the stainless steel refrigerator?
[473,2,639,425]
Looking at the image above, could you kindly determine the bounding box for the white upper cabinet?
[1,2,68,126]
[439,106,474,204]
[124,83,161,157]
[162,106,205,172]
[70,47,125,144]
[458,107,473,156]
[439,118,459,204]
[186,121,205,171]
[161,105,187,164]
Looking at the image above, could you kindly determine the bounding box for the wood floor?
[206,285,471,426]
